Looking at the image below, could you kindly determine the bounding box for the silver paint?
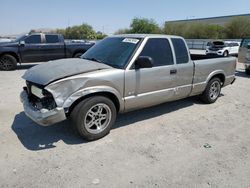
[21,34,236,126]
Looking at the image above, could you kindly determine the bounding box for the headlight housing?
[31,85,44,98]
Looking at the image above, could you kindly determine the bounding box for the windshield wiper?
[82,57,121,69]
[82,57,103,64]
[104,62,121,69]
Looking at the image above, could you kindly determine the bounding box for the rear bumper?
[20,91,66,126]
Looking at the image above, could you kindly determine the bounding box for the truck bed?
[190,56,236,96]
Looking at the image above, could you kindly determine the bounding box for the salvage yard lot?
[0,63,250,187]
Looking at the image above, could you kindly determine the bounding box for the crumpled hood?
[22,58,112,85]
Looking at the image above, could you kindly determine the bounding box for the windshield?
[14,35,27,42]
[81,37,141,69]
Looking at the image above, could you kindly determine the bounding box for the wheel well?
[210,74,225,86]
[0,52,19,62]
[72,50,86,57]
[67,92,120,116]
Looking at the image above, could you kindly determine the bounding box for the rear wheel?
[0,54,17,71]
[70,96,117,141]
[200,77,221,104]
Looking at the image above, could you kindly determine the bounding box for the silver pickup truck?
[20,34,236,140]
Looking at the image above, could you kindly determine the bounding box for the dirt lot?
[0,63,250,188]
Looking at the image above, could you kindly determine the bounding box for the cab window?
[139,38,174,67]
[171,38,189,64]
[24,35,41,44]
[45,35,60,43]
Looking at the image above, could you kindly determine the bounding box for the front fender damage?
[45,78,124,113]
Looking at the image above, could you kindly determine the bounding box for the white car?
[0,38,12,43]
[206,41,240,57]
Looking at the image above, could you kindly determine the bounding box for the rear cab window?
[139,38,174,67]
[171,38,189,64]
[45,35,60,43]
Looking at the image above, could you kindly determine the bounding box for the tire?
[200,77,222,104]
[245,68,250,75]
[73,53,83,58]
[223,51,229,57]
[70,96,117,141]
[0,54,17,71]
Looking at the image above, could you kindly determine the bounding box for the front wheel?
[223,51,229,57]
[0,54,17,71]
[70,96,117,141]
[200,77,221,104]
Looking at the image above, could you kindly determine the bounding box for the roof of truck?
[113,34,182,38]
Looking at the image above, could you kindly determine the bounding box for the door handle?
[170,69,177,74]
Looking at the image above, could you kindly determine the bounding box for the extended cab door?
[124,37,178,111]
[43,34,65,61]
[170,38,194,99]
[19,34,47,63]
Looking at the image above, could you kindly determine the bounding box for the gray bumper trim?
[20,91,66,126]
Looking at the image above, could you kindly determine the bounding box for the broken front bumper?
[20,91,67,126]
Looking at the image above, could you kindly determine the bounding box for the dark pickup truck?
[0,33,95,70]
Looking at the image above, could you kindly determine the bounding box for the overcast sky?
[1,0,250,36]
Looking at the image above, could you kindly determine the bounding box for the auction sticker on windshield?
[122,38,139,44]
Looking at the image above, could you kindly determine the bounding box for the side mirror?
[19,41,25,46]
[134,56,153,69]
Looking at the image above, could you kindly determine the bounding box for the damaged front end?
[20,81,66,126]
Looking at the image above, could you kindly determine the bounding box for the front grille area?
[209,47,221,51]
[25,81,57,110]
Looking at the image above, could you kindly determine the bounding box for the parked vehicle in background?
[206,40,240,57]
[238,38,250,75]
[0,38,13,43]
[20,34,236,141]
[0,33,95,70]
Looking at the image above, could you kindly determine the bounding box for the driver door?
[19,34,47,63]
[124,38,177,111]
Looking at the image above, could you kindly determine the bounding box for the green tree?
[114,17,161,34]
[114,28,131,34]
[224,17,250,38]
[55,23,97,39]
[130,18,161,34]
[163,22,225,39]
[163,23,188,37]
[55,28,65,36]
[96,31,107,39]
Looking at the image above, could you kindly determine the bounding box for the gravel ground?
[0,63,250,188]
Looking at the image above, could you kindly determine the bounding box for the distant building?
[166,13,250,26]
